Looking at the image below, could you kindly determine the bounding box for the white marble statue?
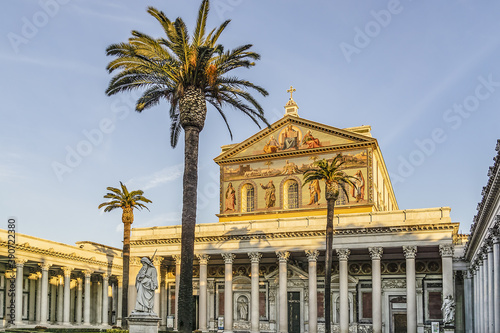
[237,296,248,321]
[134,257,158,313]
[441,295,455,325]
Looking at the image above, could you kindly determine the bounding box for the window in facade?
[287,181,299,209]
[241,184,254,212]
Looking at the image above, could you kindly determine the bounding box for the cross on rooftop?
[287,85,296,99]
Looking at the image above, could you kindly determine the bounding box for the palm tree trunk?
[177,126,200,333]
[122,220,132,327]
[325,198,335,333]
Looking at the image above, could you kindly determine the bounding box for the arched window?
[288,181,299,209]
[241,184,254,212]
[283,179,299,209]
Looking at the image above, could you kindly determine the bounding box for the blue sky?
[1,0,499,248]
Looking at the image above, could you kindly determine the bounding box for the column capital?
[484,238,493,252]
[116,275,123,284]
[101,272,109,281]
[152,256,164,266]
[83,270,93,278]
[39,262,52,271]
[336,248,350,261]
[15,258,27,266]
[248,252,262,263]
[305,250,319,261]
[368,247,383,260]
[196,254,210,265]
[61,267,72,277]
[276,251,290,262]
[222,253,236,264]
[490,228,500,243]
[439,244,454,257]
[172,254,181,264]
[403,245,417,259]
[130,256,143,266]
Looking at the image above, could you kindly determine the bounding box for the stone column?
[117,276,123,327]
[492,229,500,333]
[28,274,37,322]
[83,270,92,325]
[463,270,473,333]
[482,251,488,332]
[39,263,51,325]
[368,247,383,333]
[305,250,319,333]
[439,244,454,301]
[249,252,262,333]
[173,255,181,331]
[36,272,42,323]
[478,261,484,333]
[102,273,109,325]
[222,253,236,333]
[473,265,478,333]
[336,249,350,333]
[403,246,417,333]
[277,251,290,333]
[57,275,64,323]
[61,267,72,325]
[14,259,27,325]
[76,277,83,324]
[197,254,210,333]
[485,242,494,333]
[153,257,163,316]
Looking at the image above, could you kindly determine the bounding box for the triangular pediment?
[214,116,375,163]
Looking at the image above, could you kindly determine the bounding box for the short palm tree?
[105,1,268,331]
[98,182,152,326]
[302,155,357,333]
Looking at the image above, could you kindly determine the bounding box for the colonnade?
[184,244,454,333]
[6,260,120,327]
[471,229,500,333]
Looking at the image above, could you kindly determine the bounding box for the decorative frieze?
[382,279,406,289]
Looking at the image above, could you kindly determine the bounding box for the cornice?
[465,139,500,260]
[0,241,122,270]
[131,223,458,246]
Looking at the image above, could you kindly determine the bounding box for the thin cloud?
[127,164,183,191]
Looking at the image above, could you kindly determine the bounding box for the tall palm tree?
[105,1,268,331]
[98,182,152,326]
[302,155,357,333]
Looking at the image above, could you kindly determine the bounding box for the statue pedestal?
[127,312,161,333]
[443,327,455,333]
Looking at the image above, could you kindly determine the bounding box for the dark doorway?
[192,295,199,331]
[393,313,407,333]
[288,292,300,333]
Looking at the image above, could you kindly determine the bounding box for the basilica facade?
[0,97,476,333]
